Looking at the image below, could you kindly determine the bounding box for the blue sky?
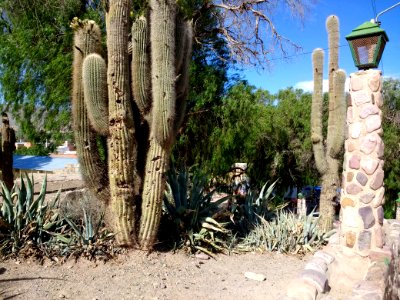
[242,0,400,94]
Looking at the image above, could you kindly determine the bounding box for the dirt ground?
[1,173,313,300]
[0,251,310,300]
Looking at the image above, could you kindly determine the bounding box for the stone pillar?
[340,69,385,256]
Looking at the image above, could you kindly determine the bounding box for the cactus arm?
[82,53,109,136]
[150,0,177,148]
[106,0,138,246]
[328,69,346,158]
[71,19,110,203]
[174,18,193,133]
[311,48,327,174]
[131,16,151,115]
[326,15,339,96]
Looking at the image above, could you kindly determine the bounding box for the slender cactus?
[311,15,346,231]
[0,112,16,190]
[71,1,193,248]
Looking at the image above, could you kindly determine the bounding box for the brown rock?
[376,206,384,225]
[358,230,372,251]
[359,207,375,229]
[347,172,354,182]
[360,134,378,155]
[346,140,357,152]
[341,197,355,207]
[349,154,361,169]
[374,91,383,107]
[372,188,385,208]
[360,193,375,204]
[374,227,384,248]
[346,231,356,248]
[377,139,384,158]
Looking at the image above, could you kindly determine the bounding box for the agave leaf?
[201,221,226,233]
[64,216,84,240]
[194,246,216,259]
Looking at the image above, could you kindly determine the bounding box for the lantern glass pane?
[351,36,379,65]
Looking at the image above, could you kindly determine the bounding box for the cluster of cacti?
[311,15,346,231]
[71,0,193,249]
[0,112,16,190]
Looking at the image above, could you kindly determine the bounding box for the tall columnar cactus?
[0,112,16,190]
[71,0,193,249]
[311,15,346,231]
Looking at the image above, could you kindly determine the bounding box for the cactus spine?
[0,112,16,190]
[71,0,193,248]
[311,15,346,231]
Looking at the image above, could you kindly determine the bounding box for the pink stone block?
[365,115,382,133]
[377,139,384,158]
[374,226,384,248]
[346,183,363,195]
[370,171,384,190]
[360,134,378,155]
[361,158,379,175]
[352,91,371,106]
[349,154,361,169]
[373,92,384,107]
[346,140,357,152]
[359,104,379,119]
[368,72,381,92]
[350,75,363,91]
[372,187,385,208]
[360,193,375,204]
[350,122,362,138]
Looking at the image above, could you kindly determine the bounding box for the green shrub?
[162,167,232,256]
[238,210,335,254]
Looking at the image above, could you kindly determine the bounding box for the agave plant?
[238,210,335,254]
[0,174,62,255]
[162,168,231,255]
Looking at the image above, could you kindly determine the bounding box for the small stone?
[349,155,361,169]
[359,207,375,229]
[374,92,384,107]
[374,227,384,248]
[346,231,356,248]
[376,206,384,225]
[304,257,328,273]
[359,104,380,119]
[314,251,335,264]
[361,158,379,175]
[343,207,359,228]
[358,230,372,251]
[300,269,329,293]
[347,107,354,123]
[341,197,355,207]
[59,294,66,299]
[356,172,368,186]
[346,183,363,195]
[370,171,384,190]
[360,135,377,155]
[377,139,384,158]
[351,75,363,91]
[368,72,381,92]
[195,253,210,260]
[347,172,354,182]
[350,122,362,138]
[365,115,382,133]
[286,278,317,300]
[244,272,266,281]
[372,188,385,208]
[347,140,357,152]
[353,91,371,106]
[360,193,375,204]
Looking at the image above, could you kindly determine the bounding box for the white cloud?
[294,78,350,93]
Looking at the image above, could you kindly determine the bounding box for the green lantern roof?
[346,21,389,41]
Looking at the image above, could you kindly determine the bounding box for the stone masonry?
[340,69,385,255]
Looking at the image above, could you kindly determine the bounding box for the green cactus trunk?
[71,0,193,248]
[311,15,346,232]
[0,113,16,191]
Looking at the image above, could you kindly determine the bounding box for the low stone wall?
[281,219,400,299]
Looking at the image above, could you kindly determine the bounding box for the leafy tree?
[0,0,103,143]
[382,78,400,217]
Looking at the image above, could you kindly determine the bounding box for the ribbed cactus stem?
[71,19,110,204]
[311,48,327,175]
[106,0,137,246]
[0,113,15,190]
[139,138,168,249]
[150,0,177,147]
[82,53,109,136]
[326,15,339,95]
[132,16,151,114]
[329,69,346,157]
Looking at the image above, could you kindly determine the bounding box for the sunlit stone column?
[340,69,385,256]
